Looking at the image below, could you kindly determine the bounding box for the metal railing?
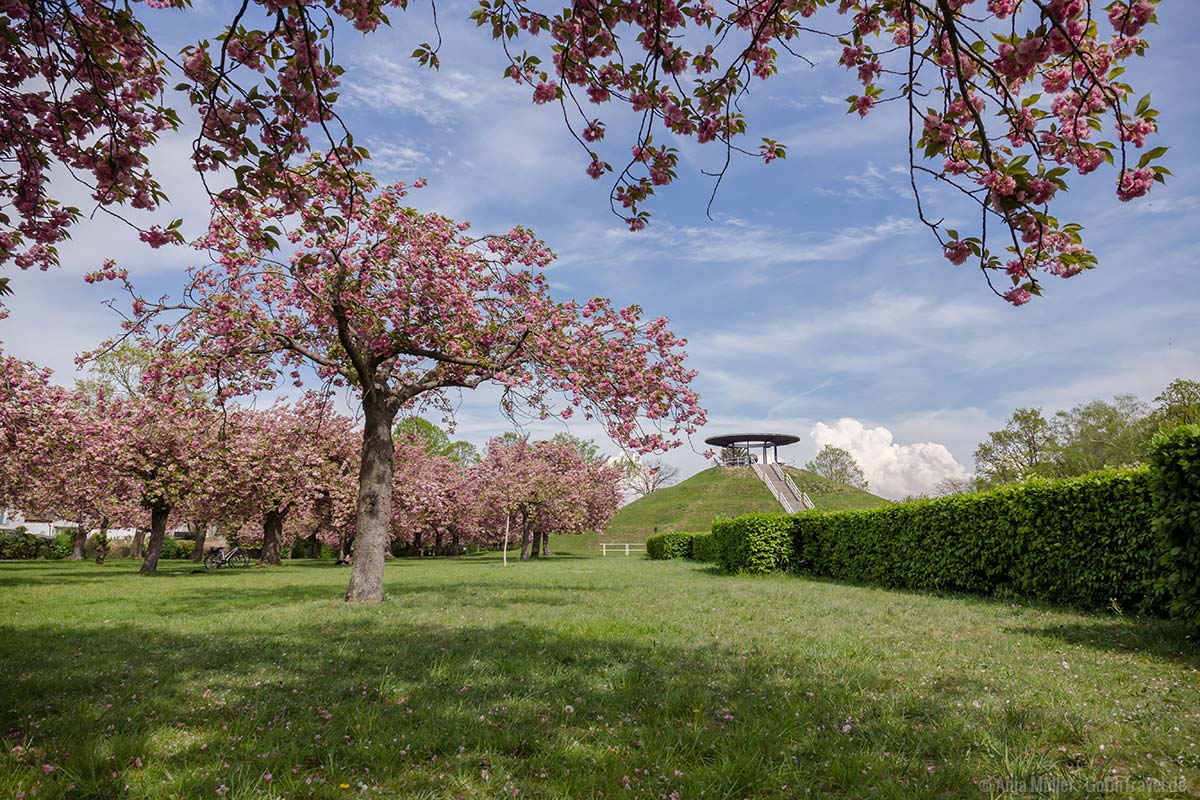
[600,542,646,556]
[754,463,798,514]
[773,463,815,510]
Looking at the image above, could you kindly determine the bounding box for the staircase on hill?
[753,463,816,514]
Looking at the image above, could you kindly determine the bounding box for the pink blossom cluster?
[479,0,1165,304]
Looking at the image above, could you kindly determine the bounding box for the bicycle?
[204,545,250,569]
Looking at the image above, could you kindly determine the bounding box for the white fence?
[600,542,646,556]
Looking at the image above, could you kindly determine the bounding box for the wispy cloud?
[342,55,478,124]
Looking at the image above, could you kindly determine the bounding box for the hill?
[781,466,892,512]
[598,465,889,543]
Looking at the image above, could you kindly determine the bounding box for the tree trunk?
[450,529,460,557]
[132,529,145,559]
[94,518,109,565]
[140,504,170,575]
[412,529,423,557]
[529,528,542,560]
[68,527,87,560]
[346,396,397,602]
[191,520,207,561]
[259,509,284,565]
[307,494,331,557]
[541,532,552,557]
[434,529,444,556]
[519,514,532,561]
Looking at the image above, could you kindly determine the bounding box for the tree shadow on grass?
[1,608,1134,800]
[1007,618,1198,668]
[154,580,616,618]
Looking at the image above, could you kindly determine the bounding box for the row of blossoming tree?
[1,348,626,574]
[77,158,704,601]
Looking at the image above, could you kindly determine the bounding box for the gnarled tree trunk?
[68,527,87,560]
[346,395,396,602]
[190,520,207,561]
[450,529,460,557]
[541,533,552,557]
[94,517,109,565]
[519,513,533,561]
[140,504,170,575]
[528,528,542,559]
[259,508,285,565]
[306,494,331,558]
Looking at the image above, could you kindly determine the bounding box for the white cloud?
[810,418,967,499]
[342,55,478,124]
[364,138,434,176]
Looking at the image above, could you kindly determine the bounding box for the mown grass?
[782,467,891,512]
[1,554,1197,799]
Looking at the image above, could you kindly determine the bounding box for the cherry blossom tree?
[482,0,1168,304]
[96,392,218,574]
[16,388,141,560]
[93,160,704,600]
[0,351,145,558]
[0,350,57,518]
[390,441,465,556]
[476,435,622,560]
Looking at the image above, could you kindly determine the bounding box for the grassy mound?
[599,466,888,543]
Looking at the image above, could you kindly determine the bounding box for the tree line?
[968,378,1200,491]
[0,348,624,573]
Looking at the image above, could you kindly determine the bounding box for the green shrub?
[0,528,49,559]
[790,467,1163,612]
[1149,424,1200,626]
[48,530,75,560]
[646,531,693,560]
[712,514,793,575]
[105,538,132,559]
[689,532,721,563]
[158,538,195,559]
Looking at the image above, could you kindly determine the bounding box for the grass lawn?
[1,552,1197,799]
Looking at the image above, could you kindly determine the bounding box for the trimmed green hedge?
[1150,424,1200,626]
[645,428,1199,620]
[646,531,695,560]
[699,427,1200,619]
[794,468,1160,611]
[712,514,793,575]
[689,532,720,563]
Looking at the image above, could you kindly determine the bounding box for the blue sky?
[3,0,1197,497]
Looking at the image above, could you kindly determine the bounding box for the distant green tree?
[393,417,479,465]
[1050,395,1153,476]
[974,408,1056,488]
[75,342,153,398]
[1151,378,1200,430]
[805,445,868,490]
[551,432,606,464]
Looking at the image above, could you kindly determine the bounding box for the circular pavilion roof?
[703,433,800,448]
